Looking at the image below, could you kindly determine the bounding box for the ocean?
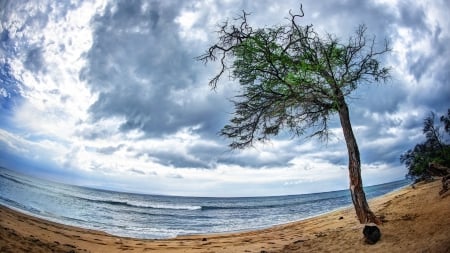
[0,167,410,239]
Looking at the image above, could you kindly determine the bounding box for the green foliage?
[198,8,391,149]
[401,109,450,180]
[440,109,450,133]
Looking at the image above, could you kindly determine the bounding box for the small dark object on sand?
[363,225,381,244]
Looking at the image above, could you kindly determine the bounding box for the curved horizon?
[1,0,449,197]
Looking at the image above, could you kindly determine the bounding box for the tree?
[423,112,445,153]
[198,6,390,234]
[440,109,450,134]
[401,110,450,181]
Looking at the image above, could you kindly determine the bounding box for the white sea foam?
[0,167,411,239]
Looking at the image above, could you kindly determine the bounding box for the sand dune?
[1,179,449,252]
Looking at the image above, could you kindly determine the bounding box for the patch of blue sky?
[0,62,22,111]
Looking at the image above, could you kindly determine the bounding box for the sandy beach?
[1,179,449,253]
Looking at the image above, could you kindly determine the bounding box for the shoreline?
[1,179,449,252]
[0,180,409,241]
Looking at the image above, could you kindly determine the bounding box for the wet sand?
[1,179,449,252]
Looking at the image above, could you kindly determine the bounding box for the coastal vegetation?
[198,4,391,243]
[401,109,450,184]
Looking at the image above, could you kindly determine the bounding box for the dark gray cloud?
[396,1,429,33]
[75,127,112,140]
[217,149,297,169]
[96,144,125,155]
[128,168,145,175]
[405,24,450,114]
[305,0,396,38]
[129,141,224,169]
[146,149,212,169]
[80,0,228,139]
[361,140,409,165]
[408,26,443,81]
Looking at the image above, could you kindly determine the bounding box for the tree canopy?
[198,7,390,149]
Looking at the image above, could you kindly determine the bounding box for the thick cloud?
[80,0,228,138]
[0,0,449,196]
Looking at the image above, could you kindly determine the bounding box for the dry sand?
[1,179,449,253]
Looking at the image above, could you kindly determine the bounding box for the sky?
[0,0,449,197]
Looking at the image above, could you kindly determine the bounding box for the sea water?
[0,167,410,239]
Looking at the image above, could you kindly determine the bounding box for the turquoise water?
[0,167,410,239]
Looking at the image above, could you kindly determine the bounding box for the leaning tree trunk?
[337,98,381,226]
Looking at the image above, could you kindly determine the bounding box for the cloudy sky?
[0,0,448,197]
